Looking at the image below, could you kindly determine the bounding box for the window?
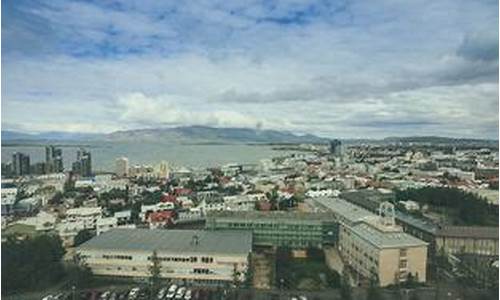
[399,249,407,257]
[399,260,407,269]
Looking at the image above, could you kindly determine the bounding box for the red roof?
[148,210,176,223]
[160,193,178,203]
[173,188,192,196]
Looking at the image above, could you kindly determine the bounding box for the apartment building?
[65,207,102,229]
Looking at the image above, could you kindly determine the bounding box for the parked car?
[174,287,186,299]
[166,284,178,299]
[100,291,111,300]
[128,287,140,300]
[42,295,54,300]
[157,287,167,299]
[183,289,192,300]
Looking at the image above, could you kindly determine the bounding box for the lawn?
[275,248,340,291]
[3,223,37,236]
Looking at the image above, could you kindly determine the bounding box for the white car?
[299,296,308,300]
[157,288,167,299]
[128,287,140,299]
[42,296,54,300]
[174,287,186,299]
[184,290,192,300]
[166,285,178,299]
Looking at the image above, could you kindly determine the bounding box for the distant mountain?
[1,126,329,144]
[103,126,329,144]
[1,130,102,141]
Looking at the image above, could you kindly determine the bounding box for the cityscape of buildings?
[1,139,498,299]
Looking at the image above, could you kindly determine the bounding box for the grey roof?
[395,211,438,234]
[78,229,252,255]
[349,223,428,249]
[436,226,499,240]
[310,197,374,223]
[206,210,336,222]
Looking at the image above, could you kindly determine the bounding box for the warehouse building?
[205,211,337,248]
[77,229,252,284]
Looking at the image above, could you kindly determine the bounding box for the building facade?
[77,229,252,284]
[206,211,338,249]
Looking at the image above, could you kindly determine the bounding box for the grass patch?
[275,248,340,291]
[3,224,37,236]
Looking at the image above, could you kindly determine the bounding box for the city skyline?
[2,0,499,139]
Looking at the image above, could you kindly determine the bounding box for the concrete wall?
[78,248,249,282]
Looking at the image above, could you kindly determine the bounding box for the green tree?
[340,269,352,300]
[148,250,162,295]
[366,271,382,300]
[74,229,95,246]
[2,234,66,294]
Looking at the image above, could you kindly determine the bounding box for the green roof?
[78,229,252,255]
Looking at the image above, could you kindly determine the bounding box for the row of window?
[146,256,215,264]
[103,254,133,260]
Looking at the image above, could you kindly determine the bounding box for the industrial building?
[77,229,252,284]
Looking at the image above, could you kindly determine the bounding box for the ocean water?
[1,141,286,172]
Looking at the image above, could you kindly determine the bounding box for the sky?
[1,0,499,139]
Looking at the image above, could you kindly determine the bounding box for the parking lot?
[38,283,227,300]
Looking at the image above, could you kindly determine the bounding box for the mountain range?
[1,126,497,146]
[1,126,328,144]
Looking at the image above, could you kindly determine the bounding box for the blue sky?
[2,0,498,138]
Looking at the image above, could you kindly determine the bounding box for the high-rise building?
[45,145,64,173]
[115,157,129,177]
[12,152,30,176]
[72,148,92,177]
[157,161,169,178]
[329,139,343,156]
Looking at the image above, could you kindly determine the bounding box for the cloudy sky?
[2,0,498,139]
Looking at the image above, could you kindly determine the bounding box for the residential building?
[115,157,129,177]
[72,148,92,177]
[77,229,252,284]
[96,217,118,235]
[65,207,102,229]
[45,145,64,173]
[12,152,30,176]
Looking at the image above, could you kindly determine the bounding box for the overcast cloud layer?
[2,0,498,139]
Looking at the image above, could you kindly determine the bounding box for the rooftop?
[206,210,336,222]
[310,197,374,223]
[437,226,499,240]
[78,228,252,255]
[350,222,428,249]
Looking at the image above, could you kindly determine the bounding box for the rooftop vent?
[191,234,200,246]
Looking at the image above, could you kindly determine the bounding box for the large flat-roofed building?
[205,211,338,249]
[436,226,499,256]
[340,220,428,287]
[77,229,252,284]
[308,197,428,286]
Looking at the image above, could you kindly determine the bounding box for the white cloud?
[1,0,498,138]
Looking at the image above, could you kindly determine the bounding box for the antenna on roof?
[378,201,396,227]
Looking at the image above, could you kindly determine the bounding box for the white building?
[96,217,118,235]
[139,202,175,221]
[1,187,17,215]
[399,200,420,211]
[65,207,103,229]
[77,229,252,284]
[114,210,132,224]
